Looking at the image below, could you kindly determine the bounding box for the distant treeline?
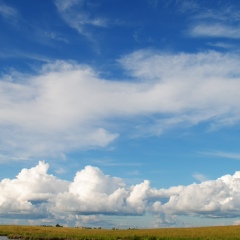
[1,224,240,240]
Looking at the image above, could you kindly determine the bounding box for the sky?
[1,0,240,229]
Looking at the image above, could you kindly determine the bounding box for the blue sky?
[1,0,240,228]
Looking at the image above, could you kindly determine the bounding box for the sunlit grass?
[1,225,240,239]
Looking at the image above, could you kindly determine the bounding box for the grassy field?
[1,225,240,240]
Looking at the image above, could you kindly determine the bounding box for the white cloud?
[1,161,240,226]
[186,1,240,40]
[0,61,120,158]
[54,0,80,12]
[1,51,240,159]
[54,0,107,38]
[119,49,240,132]
[192,3,240,23]
[0,161,160,223]
[192,172,208,182]
[0,161,68,218]
[206,42,236,49]
[183,1,240,40]
[201,151,240,160]
[155,172,240,219]
[190,23,240,39]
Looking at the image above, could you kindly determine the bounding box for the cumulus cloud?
[1,162,240,226]
[0,161,68,219]
[1,50,240,159]
[155,172,240,219]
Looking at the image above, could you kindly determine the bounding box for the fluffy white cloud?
[0,161,68,218]
[1,162,240,226]
[0,61,120,159]
[53,168,158,216]
[154,172,240,219]
[1,51,240,159]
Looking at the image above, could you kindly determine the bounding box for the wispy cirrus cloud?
[192,172,208,182]
[54,0,107,39]
[0,1,18,20]
[190,23,240,39]
[177,0,200,13]
[183,1,240,40]
[206,42,236,49]
[201,151,240,160]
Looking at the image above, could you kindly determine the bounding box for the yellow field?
[1,225,240,240]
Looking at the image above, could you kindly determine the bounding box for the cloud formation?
[201,151,240,160]
[184,1,240,39]
[1,50,240,159]
[55,0,107,38]
[119,50,240,132]
[190,24,240,39]
[0,2,17,20]
[156,172,240,219]
[0,161,68,219]
[1,161,240,226]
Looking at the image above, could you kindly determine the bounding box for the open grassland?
[1,225,240,240]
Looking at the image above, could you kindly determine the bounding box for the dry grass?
[0,225,240,240]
